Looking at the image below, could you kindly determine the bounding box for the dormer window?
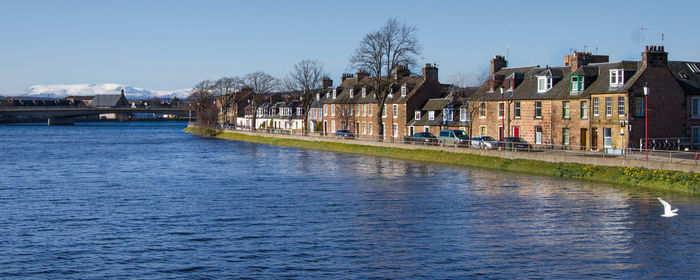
[325,92,329,99]
[571,75,584,92]
[401,84,407,96]
[332,88,337,99]
[506,79,514,91]
[537,76,552,93]
[415,110,421,120]
[316,93,320,101]
[442,108,453,122]
[428,111,435,120]
[349,89,354,99]
[362,87,367,98]
[609,69,624,88]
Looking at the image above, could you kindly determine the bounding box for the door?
[513,126,520,138]
[580,128,587,150]
[535,126,542,144]
[409,126,414,136]
[603,128,612,148]
[591,128,598,150]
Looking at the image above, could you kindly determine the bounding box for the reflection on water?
[0,122,699,278]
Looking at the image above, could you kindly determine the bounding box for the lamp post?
[500,87,505,140]
[644,83,649,160]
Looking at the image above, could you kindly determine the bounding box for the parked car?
[408,132,437,144]
[335,129,355,139]
[497,137,532,150]
[471,136,498,149]
[438,129,469,146]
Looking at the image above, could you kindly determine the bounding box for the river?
[1,122,699,278]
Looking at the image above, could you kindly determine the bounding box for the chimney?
[565,52,609,72]
[422,63,438,81]
[393,65,410,80]
[642,45,668,68]
[340,73,354,83]
[321,76,333,89]
[490,55,507,75]
[356,70,370,82]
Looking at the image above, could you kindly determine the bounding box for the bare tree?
[213,76,242,125]
[350,18,421,138]
[283,59,326,134]
[449,70,490,138]
[243,71,278,131]
[189,80,217,126]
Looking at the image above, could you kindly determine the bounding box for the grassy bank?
[184,127,700,193]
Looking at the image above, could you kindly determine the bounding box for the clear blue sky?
[1,0,699,95]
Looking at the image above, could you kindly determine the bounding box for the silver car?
[470,136,498,149]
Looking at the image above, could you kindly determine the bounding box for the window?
[563,128,570,146]
[618,96,625,116]
[415,110,421,120]
[692,97,700,118]
[634,97,644,117]
[571,75,584,91]
[498,102,504,119]
[369,104,373,116]
[605,97,612,116]
[349,89,354,99]
[340,104,345,116]
[562,101,570,119]
[514,102,521,118]
[429,111,435,120]
[610,70,624,88]
[693,126,700,143]
[393,123,398,138]
[393,104,398,118]
[332,88,337,99]
[324,105,328,116]
[580,101,588,119]
[381,104,386,117]
[603,127,612,148]
[362,87,367,98]
[537,76,552,92]
[506,79,514,91]
[331,104,335,116]
[401,84,407,96]
[479,102,486,118]
[362,104,366,116]
[369,122,373,135]
[460,108,467,122]
[350,105,354,116]
[535,101,542,118]
[593,97,599,116]
[331,120,336,132]
[480,126,487,136]
[443,108,453,122]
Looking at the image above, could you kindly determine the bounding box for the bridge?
[0,107,191,125]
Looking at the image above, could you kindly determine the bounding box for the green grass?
[184,127,700,193]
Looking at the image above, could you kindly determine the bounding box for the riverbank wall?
[184,126,700,193]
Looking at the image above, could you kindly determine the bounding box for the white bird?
[658,197,679,217]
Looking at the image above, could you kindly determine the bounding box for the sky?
[1,0,699,95]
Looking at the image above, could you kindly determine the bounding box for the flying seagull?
[658,197,679,217]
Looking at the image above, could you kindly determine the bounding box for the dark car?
[408,132,437,144]
[335,129,355,139]
[497,137,532,150]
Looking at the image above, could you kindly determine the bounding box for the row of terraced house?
[230,45,700,152]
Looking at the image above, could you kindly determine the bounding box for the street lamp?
[644,83,649,160]
[500,87,505,140]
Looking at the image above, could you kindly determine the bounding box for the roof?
[668,61,700,95]
[89,94,129,107]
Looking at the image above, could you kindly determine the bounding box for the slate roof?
[89,94,129,107]
[318,75,430,105]
[668,61,700,95]
[471,61,644,102]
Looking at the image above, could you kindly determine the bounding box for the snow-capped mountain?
[19,83,191,100]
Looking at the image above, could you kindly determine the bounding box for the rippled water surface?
[1,122,700,279]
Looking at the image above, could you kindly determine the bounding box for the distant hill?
[18,83,191,100]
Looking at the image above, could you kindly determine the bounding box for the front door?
[513,126,520,138]
[580,128,587,150]
[535,126,542,144]
[591,128,598,150]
